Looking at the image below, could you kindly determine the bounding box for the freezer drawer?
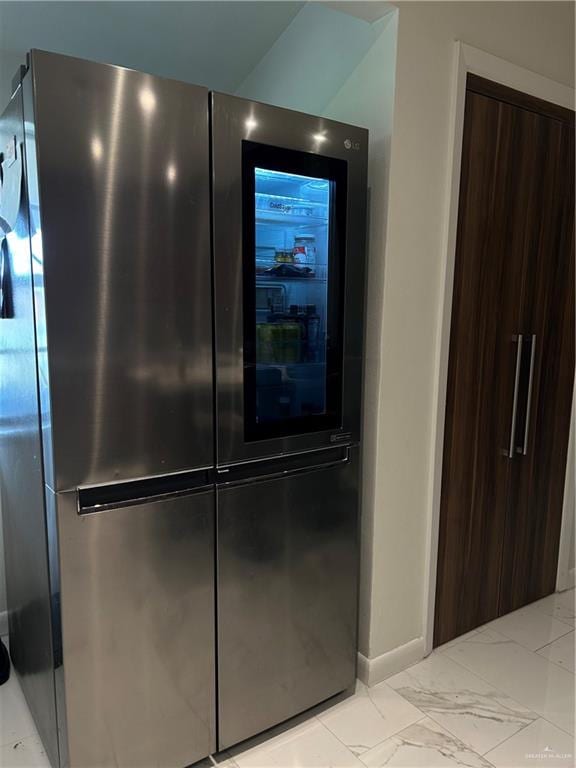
[56,486,216,767]
[217,447,359,749]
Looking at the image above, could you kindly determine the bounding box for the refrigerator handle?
[217,445,350,487]
[77,468,214,514]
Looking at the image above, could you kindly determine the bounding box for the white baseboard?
[357,637,426,687]
[558,568,575,592]
[0,610,7,638]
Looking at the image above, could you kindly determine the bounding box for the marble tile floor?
[1,588,574,768]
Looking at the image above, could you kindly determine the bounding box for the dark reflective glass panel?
[243,142,347,441]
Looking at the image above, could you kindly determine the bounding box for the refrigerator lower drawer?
[56,487,216,767]
[216,446,359,749]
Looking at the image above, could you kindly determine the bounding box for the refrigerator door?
[29,50,212,490]
[0,90,59,768]
[217,446,359,749]
[212,93,367,465]
[56,480,216,767]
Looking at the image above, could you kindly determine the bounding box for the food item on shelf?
[293,235,316,266]
[257,322,302,365]
[275,249,294,264]
[282,323,301,364]
[264,264,314,278]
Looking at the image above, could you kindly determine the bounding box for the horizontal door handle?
[77,467,215,513]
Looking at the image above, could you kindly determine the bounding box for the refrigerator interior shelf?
[255,211,328,227]
[255,274,325,282]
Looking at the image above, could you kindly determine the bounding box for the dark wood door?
[499,111,575,613]
[434,75,575,647]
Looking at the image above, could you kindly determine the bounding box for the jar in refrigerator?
[275,249,294,264]
[281,323,301,364]
[293,235,316,266]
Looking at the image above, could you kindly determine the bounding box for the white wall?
[558,395,575,591]
[366,0,575,663]
[0,2,304,96]
[236,3,389,113]
[322,12,398,656]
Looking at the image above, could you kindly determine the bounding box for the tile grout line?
[315,682,435,762]
[482,715,575,763]
[483,616,574,652]
[533,628,574,653]
[313,702,429,765]
[523,599,576,630]
[311,713,367,764]
[478,715,540,758]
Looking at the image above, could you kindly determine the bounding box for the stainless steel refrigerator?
[0,51,367,767]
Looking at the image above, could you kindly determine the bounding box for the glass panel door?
[242,142,347,441]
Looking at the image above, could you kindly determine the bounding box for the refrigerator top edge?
[28,48,209,97]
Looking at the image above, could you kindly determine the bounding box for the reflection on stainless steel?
[57,488,215,767]
[245,116,258,132]
[166,162,177,184]
[30,51,213,489]
[0,87,60,768]
[89,66,126,477]
[217,447,359,748]
[90,135,103,162]
[138,85,157,114]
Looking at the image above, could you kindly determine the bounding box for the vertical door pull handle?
[520,334,536,456]
[508,334,523,459]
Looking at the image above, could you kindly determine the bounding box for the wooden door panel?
[434,92,523,646]
[500,116,575,612]
[434,75,575,646]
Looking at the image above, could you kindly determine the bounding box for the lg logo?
[344,138,360,151]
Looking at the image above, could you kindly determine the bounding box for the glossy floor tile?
[436,630,483,653]
[0,671,42,747]
[485,718,574,767]
[386,651,537,755]
[317,682,422,755]
[484,607,572,651]
[1,594,574,768]
[443,628,575,735]
[0,736,51,768]
[359,717,492,767]
[536,631,575,674]
[529,590,576,628]
[231,719,365,767]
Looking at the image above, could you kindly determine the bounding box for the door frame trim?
[557,390,575,592]
[423,41,575,656]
